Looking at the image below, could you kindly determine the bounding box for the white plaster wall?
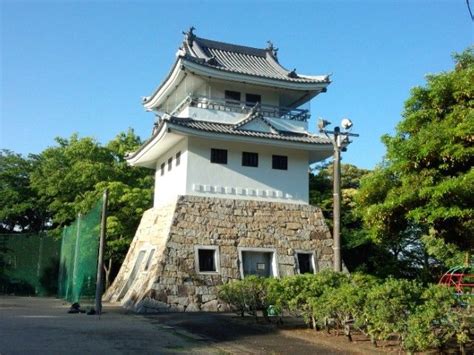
[185,137,309,204]
[208,81,280,106]
[154,138,188,207]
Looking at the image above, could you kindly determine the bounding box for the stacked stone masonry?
[104,195,334,313]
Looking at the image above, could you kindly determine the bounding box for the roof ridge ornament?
[206,54,218,65]
[183,26,196,47]
[288,68,299,78]
[266,40,279,60]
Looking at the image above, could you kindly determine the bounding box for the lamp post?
[318,118,359,272]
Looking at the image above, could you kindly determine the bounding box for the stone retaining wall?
[104,195,333,312]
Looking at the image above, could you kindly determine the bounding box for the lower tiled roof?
[167,116,331,144]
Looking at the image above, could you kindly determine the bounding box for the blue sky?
[1,0,472,169]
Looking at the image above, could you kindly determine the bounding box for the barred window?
[272,155,288,170]
[225,90,241,105]
[176,151,181,166]
[211,148,228,164]
[245,93,261,106]
[242,152,258,167]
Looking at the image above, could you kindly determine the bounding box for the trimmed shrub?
[403,286,473,353]
[218,272,473,352]
[363,278,424,345]
[218,276,279,320]
[312,273,378,339]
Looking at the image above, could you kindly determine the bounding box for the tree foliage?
[0,150,47,232]
[357,48,474,271]
[1,129,153,284]
[309,163,371,271]
[218,273,473,352]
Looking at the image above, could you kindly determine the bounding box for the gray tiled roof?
[167,116,331,144]
[126,115,331,161]
[182,36,329,84]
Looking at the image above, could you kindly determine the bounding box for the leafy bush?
[403,285,458,352]
[312,273,378,339]
[218,272,473,352]
[218,276,278,320]
[403,286,473,353]
[271,273,318,322]
[363,278,424,345]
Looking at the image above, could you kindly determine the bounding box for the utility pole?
[318,119,359,272]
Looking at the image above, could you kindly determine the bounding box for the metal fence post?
[95,189,108,315]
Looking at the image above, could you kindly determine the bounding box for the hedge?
[218,270,473,353]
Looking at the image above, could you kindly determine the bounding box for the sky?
[1,0,472,169]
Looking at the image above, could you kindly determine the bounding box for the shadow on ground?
[143,311,351,354]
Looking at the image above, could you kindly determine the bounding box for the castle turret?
[126,28,333,206]
[107,30,336,312]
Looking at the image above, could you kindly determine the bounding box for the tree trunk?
[370,334,377,347]
[344,316,352,342]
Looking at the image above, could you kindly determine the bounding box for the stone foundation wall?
[105,195,333,312]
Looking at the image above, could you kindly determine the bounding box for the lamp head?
[341,118,353,130]
[318,118,331,132]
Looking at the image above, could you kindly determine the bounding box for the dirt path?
[0,297,358,354]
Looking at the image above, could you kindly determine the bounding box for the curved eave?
[143,58,184,111]
[126,122,183,168]
[143,57,331,111]
[182,59,330,91]
[127,122,333,167]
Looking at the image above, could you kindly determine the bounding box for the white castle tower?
[106,29,336,312]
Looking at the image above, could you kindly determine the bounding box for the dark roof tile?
[167,117,331,144]
[181,36,329,84]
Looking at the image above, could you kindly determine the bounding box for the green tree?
[357,48,474,275]
[309,163,371,271]
[30,129,153,286]
[0,150,47,232]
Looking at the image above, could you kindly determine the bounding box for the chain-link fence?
[58,198,102,303]
[0,232,61,296]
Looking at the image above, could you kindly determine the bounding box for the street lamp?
[318,118,359,272]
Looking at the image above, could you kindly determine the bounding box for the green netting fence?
[0,232,61,296]
[58,198,103,303]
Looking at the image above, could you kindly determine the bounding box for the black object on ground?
[67,302,85,314]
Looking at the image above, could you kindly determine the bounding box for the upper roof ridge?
[193,37,269,58]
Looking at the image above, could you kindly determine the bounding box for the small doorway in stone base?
[238,248,278,278]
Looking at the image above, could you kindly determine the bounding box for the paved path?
[0,297,350,354]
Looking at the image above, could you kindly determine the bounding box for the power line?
[467,0,474,21]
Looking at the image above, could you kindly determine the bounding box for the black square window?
[168,157,173,171]
[176,151,181,166]
[245,93,261,106]
[198,249,216,272]
[225,90,241,105]
[242,152,258,167]
[297,253,313,274]
[272,155,288,170]
[160,163,165,176]
[211,148,227,164]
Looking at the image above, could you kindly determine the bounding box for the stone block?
[201,300,220,312]
[202,294,217,303]
[185,303,200,312]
